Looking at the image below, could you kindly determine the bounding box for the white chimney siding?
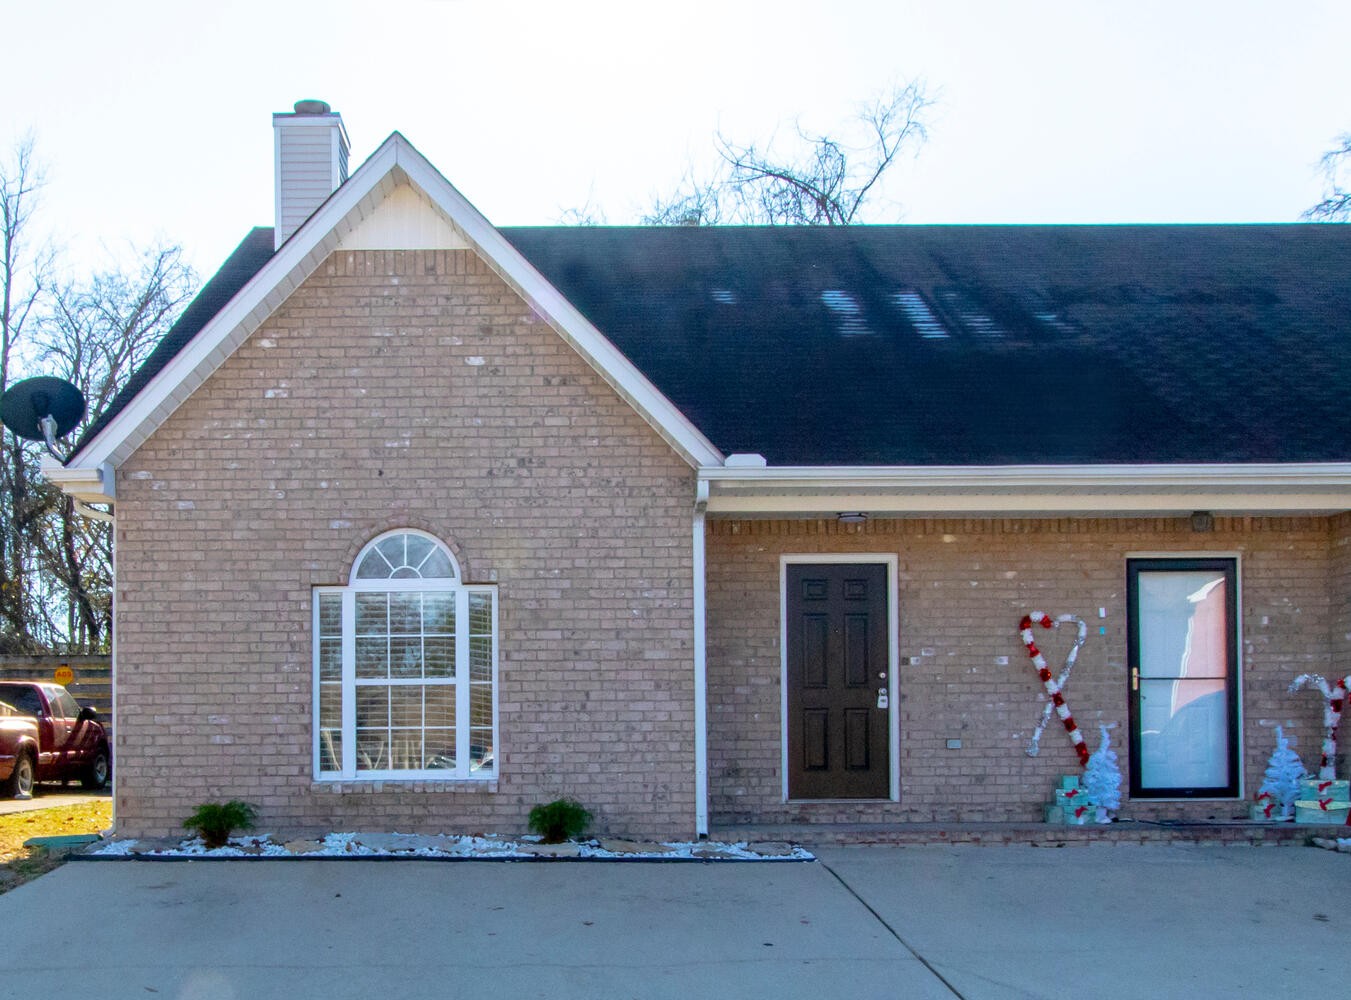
[273,101,350,249]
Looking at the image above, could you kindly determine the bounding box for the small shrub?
[528,798,592,844]
[182,801,258,849]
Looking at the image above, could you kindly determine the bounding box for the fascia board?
[391,143,724,469]
[700,463,1351,516]
[41,458,112,504]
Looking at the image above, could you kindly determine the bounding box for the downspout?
[72,464,115,834]
[693,479,709,838]
[74,500,113,523]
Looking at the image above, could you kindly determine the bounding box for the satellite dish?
[0,376,86,458]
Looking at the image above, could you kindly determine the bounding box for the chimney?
[273,100,350,249]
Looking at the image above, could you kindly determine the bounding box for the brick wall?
[706,515,1338,825]
[113,249,696,840]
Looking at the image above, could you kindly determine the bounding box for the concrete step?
[709,819,1346,847]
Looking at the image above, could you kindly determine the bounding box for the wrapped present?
[1044,804,1064,824]
[1063,804,1092,825]
[1249,801,1277,822]
[1250,791,1293,822]
[1298,778,1349,803]
[1060,775,1081,791]
[1294,799,1351,824]
[1055,787,1086,808]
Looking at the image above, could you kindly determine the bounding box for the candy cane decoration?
[1289,673,1351,780]
[1019,612,1090,767]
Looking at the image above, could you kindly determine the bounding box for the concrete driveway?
[0,785,110,815]
[0,845,1345,999]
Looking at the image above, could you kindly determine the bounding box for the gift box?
[1062,805,1092,825]
[1294,799,1351,824]
[1059,775,1081,791]
[1054,788,1086,808]
[1298,779,1349,803]
[1044,804,1064,824]
[1249,801,1278,822]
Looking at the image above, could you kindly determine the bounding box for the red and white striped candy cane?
[1019,612,1091,767]
[1289,673,1351,781]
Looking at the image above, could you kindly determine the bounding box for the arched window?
[314,530,497,781]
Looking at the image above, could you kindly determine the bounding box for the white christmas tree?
[1083,724,1122,823]
[1255,726,1305,821]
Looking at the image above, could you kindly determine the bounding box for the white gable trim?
[60,134,723,496]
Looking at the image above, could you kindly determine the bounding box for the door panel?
[787,563,890,798]
[802,615,829,688]
[802,709,829,771]
[1127,558,1240,798]
[844,709,872,769]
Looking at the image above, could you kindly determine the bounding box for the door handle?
[1131,667,1139,692]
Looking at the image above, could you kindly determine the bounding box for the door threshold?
[786,798,897,805]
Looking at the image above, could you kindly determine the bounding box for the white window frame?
[313,530,498,782]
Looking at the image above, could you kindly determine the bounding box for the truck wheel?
[81,749,109,790]
[3,751,34,799]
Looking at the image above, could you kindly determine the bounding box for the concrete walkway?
[1,845,1345,999]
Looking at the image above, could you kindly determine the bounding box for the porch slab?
[710,819,1347,847]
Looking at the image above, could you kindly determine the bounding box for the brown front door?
[786,562,890,799]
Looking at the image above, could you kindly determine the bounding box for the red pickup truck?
[0,682,110,798]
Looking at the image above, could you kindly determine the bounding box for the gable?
[338,183,469,252]
[52,135,722,503]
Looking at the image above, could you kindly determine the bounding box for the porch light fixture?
[837,512,868,524]
[1189,510,1214,533]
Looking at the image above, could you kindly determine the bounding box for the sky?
[5,0,1351,279]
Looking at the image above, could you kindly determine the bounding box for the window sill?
[310,778,498,794]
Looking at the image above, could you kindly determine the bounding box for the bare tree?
[0,134,197,653]
[641,81,934,226]
[1304,133,1351,221]
[0,136,54,652]
[31,245,196,651]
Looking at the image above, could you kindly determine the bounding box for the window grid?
[313,531,495,782]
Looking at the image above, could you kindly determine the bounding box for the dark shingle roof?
[502,224,1351,465]
[80,223,1351,467]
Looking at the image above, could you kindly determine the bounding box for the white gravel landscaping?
[1310,836,1351,855]
[88,831,814,861]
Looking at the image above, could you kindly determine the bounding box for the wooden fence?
[0,654,112,719]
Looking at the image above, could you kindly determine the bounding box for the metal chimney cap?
[293,99,332,115]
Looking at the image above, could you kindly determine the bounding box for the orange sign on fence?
[53,665,74,686]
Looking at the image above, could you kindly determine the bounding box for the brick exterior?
[707,516,1342,825]
[108,249,1351,840]
[113,250,696,840]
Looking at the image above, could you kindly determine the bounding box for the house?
[46,102,1351,840]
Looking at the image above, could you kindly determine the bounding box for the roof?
[64,214,1351,475]
[501,224,1351,466]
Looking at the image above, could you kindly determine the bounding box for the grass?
[0,798,112,895]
